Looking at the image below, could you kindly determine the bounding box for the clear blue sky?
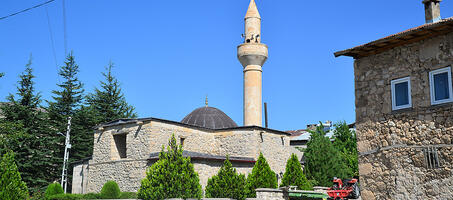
[1,0,452,131]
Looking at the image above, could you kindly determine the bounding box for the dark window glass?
[395,82,409,106]
[434,72,450,101]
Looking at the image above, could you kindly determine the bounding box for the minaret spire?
[238,0,268,127]
[245,0,261,19]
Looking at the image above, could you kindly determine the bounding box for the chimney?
[423,0,442,23]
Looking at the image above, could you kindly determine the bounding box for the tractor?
[326,177,360,200]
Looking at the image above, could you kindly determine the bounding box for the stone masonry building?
[72,0,302,194]
[335,1,453,199]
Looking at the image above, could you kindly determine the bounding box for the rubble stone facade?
[74,119,301,193]
[354,32,453,199]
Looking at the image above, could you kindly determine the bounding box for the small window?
[391,77,412,110]
[113,134,127,159]
[429,66,453,105]
[424,147,440,169]
[180,137,185,146]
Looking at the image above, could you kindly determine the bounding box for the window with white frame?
[391,77,412,110]
[429,66,453,105]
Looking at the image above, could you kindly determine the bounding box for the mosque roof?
[180,106,238,129]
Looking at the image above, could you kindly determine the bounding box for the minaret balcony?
[237,43,268,67]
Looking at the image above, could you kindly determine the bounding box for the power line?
[45,7,59,73]
[62,0,68,55]
[0,0,56,21]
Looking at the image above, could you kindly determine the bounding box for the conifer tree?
[332,122,358,178]
[205,157,247,200]
[48,51,84,127]
[1,57,58,193]
[138,135,202,200]
[304,125,347,187]
[245,153,277,197]
[86,61,137,124]
[280,153,312,190]
[0,151,29,200]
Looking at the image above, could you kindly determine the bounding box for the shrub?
[138,134,202,200]
[47,193,84,200]
[205,157,247,200]
[280,153,312,190]
[119,192,137,199]
[245,153,277,197]
[0,151,29,200]
[45,182,64,197]
[100,180,121,199]
[83,193,101,199]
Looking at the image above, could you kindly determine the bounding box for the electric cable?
[0,0,56,21]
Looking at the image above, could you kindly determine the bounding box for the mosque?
[72,0,302,193]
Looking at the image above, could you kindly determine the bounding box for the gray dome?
[181,106,238,129]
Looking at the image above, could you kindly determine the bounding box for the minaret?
[238,0,268,126]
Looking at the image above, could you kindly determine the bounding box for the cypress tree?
[86,61,137,124]
[280,153,312,190]
[205,157,247,200]
[304,125,348,187]
[138,135,202,200]
[0,151,29,200]
[245,153,277,197]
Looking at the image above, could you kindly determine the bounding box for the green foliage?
[47,193,84,200]
[119,192,137,199]
[333,122,359,178]
[279,153,312,190]
[205,157,247,200]
[138,135,202,200]
[0,151,29,200]
[0,57,59,193]
[82,193,101,199]
[245,153,277,197]
[86,61,137,124]
[45,182,64,197]
[100,180,121,199]
[304,125,348,187]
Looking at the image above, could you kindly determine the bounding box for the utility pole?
[60,117,72,193]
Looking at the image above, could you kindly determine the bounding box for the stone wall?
[78,119,300,193]
[354,32,453,199]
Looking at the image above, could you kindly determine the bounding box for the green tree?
[87,61,137,124]
[304,125,347,187]
[0,151,29,200]
[0,57,59,193]
[245,153,277,197]
[138,135,202,200]
[205,157,247,200]
[280,153,312,190]
[332,122,358,178]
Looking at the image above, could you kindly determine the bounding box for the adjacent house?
[335,0,453,199]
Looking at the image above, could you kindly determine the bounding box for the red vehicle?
[327,177,360,200]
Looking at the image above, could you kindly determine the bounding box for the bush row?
[44,182,136,200]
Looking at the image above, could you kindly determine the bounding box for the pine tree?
[205,157,247,200]
[333,122,358,178]
[0,57,58,193]
[138,135,202,200]
[304,125,348,187]
[0,151,29,200]
[280,153,312,190]
[245,153,277,197]
[47,52,86,193]
[87,61,137,124]
[48,51,84,127]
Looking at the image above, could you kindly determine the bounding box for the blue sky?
[1,0,452,131]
